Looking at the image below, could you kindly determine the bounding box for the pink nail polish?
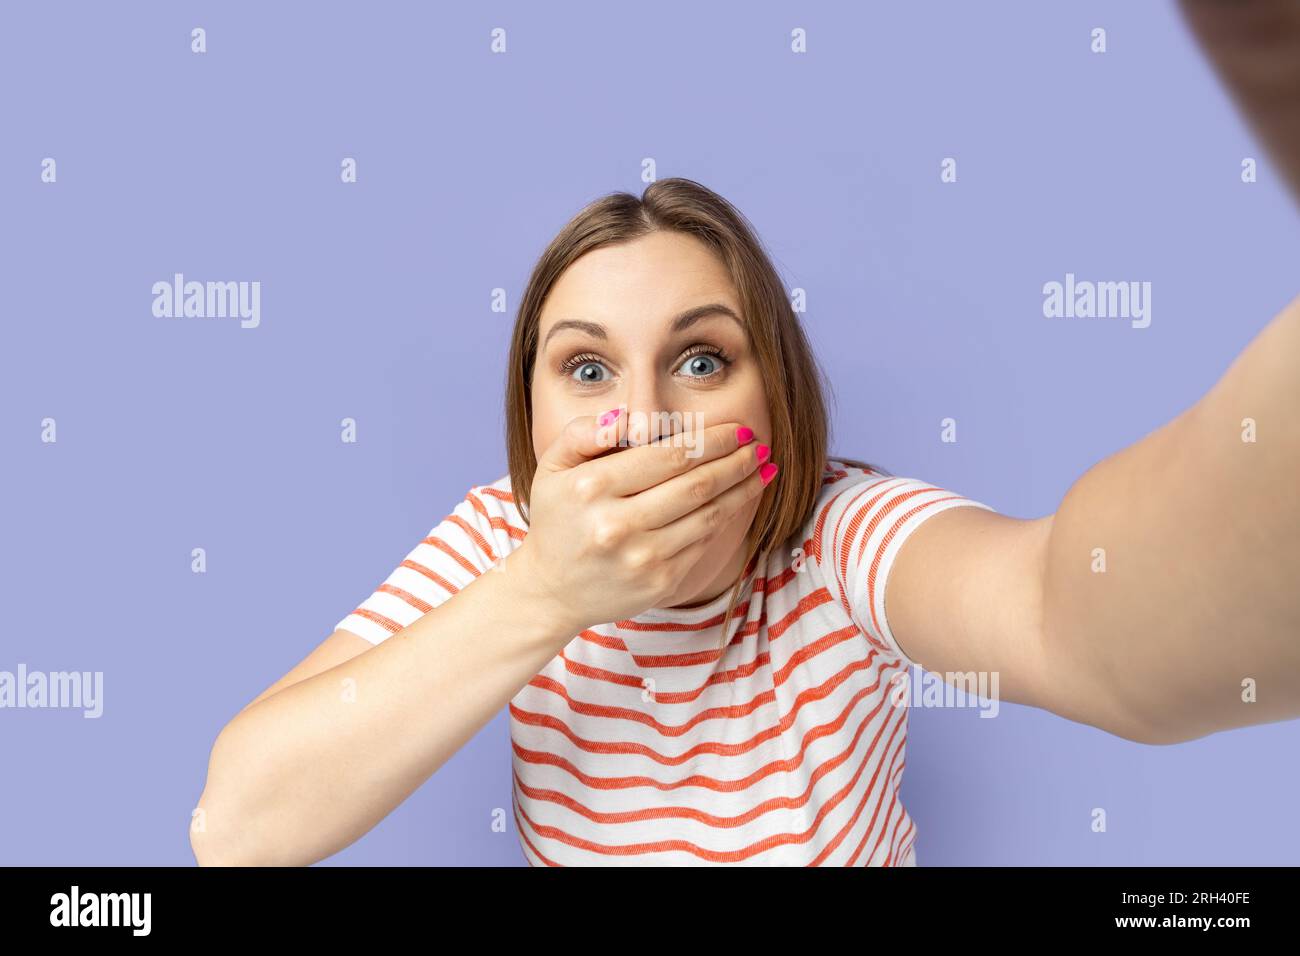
[736,426,754,444]
[755,443,770,463]
[597,407,621,427]
[759,462,779,486]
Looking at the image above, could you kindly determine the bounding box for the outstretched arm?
[1041,293,1300,744]
[883,2,1300,745]
[1044,0,1300,743]
[885,295,1300,746]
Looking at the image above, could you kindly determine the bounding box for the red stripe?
[349,607,403,634]
[888,804,916,867]
[510,682,909,863]
[399,559,463,598]
[439,519,495,568]
[512,645,898,756]
[809,703,908,864]
[882,762,911,866]
[852,736,910,865]
[479,486,516,504]
[467,491,528,540]
[375,582,432,614]
[560,646,771,704]
[512,696,900,833]
[560,611,863,708]
[620,586,829,674]
[897,819,918,865]
[863,494,969,643]
[510,654,904,793]
[513,780,560,867]
[833,481,915,603]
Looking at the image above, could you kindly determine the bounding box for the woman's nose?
[622,378,679,446]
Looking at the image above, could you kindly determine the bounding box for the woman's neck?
[665,537,753,609]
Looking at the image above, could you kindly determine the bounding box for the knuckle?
[704,502,725,532]
[649,566,675,594]
[668,444,690,471]
[688,474,713,503]
[572,473,603,502]
[624,546,655,573]
[590,518,622,549]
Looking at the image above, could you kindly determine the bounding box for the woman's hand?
[511,409,773,633]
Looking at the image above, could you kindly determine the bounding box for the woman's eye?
[559,346,731,386]
[676,353,724,378]
[566,359,610,384]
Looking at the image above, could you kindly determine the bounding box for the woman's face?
[530,229,772,607]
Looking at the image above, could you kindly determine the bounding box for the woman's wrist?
[489,542,587,646]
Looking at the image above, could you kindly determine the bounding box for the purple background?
[2,0,1298,866]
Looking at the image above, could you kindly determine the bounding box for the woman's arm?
[1053,0,1300,739]
[883,3,1300,746]
[189,544,581,867]
[885,294,1300,746]
[190,416,764,866]
[1041,293,1300,744]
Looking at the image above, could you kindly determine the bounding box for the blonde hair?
[504,177,878,655]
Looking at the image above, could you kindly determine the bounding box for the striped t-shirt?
[336,458,994,866]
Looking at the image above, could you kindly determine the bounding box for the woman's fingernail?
[755,443,770,463]
[597,407,621,427]
[759,462,779,486]
[736,426,753,444]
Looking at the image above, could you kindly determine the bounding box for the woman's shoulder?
[823,455,893,482]
[817,454,993,509]
[810,455,996,555]
[815,456,895,507]
[428,472,528,569]
[465,471,517,510]
[456,471,527,531]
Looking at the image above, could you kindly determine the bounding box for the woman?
[189,176,1300,867]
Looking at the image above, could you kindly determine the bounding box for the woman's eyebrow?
[541,303,742,350]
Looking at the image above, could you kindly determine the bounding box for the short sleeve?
[334,477,522,645]
[812,469,996,668]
